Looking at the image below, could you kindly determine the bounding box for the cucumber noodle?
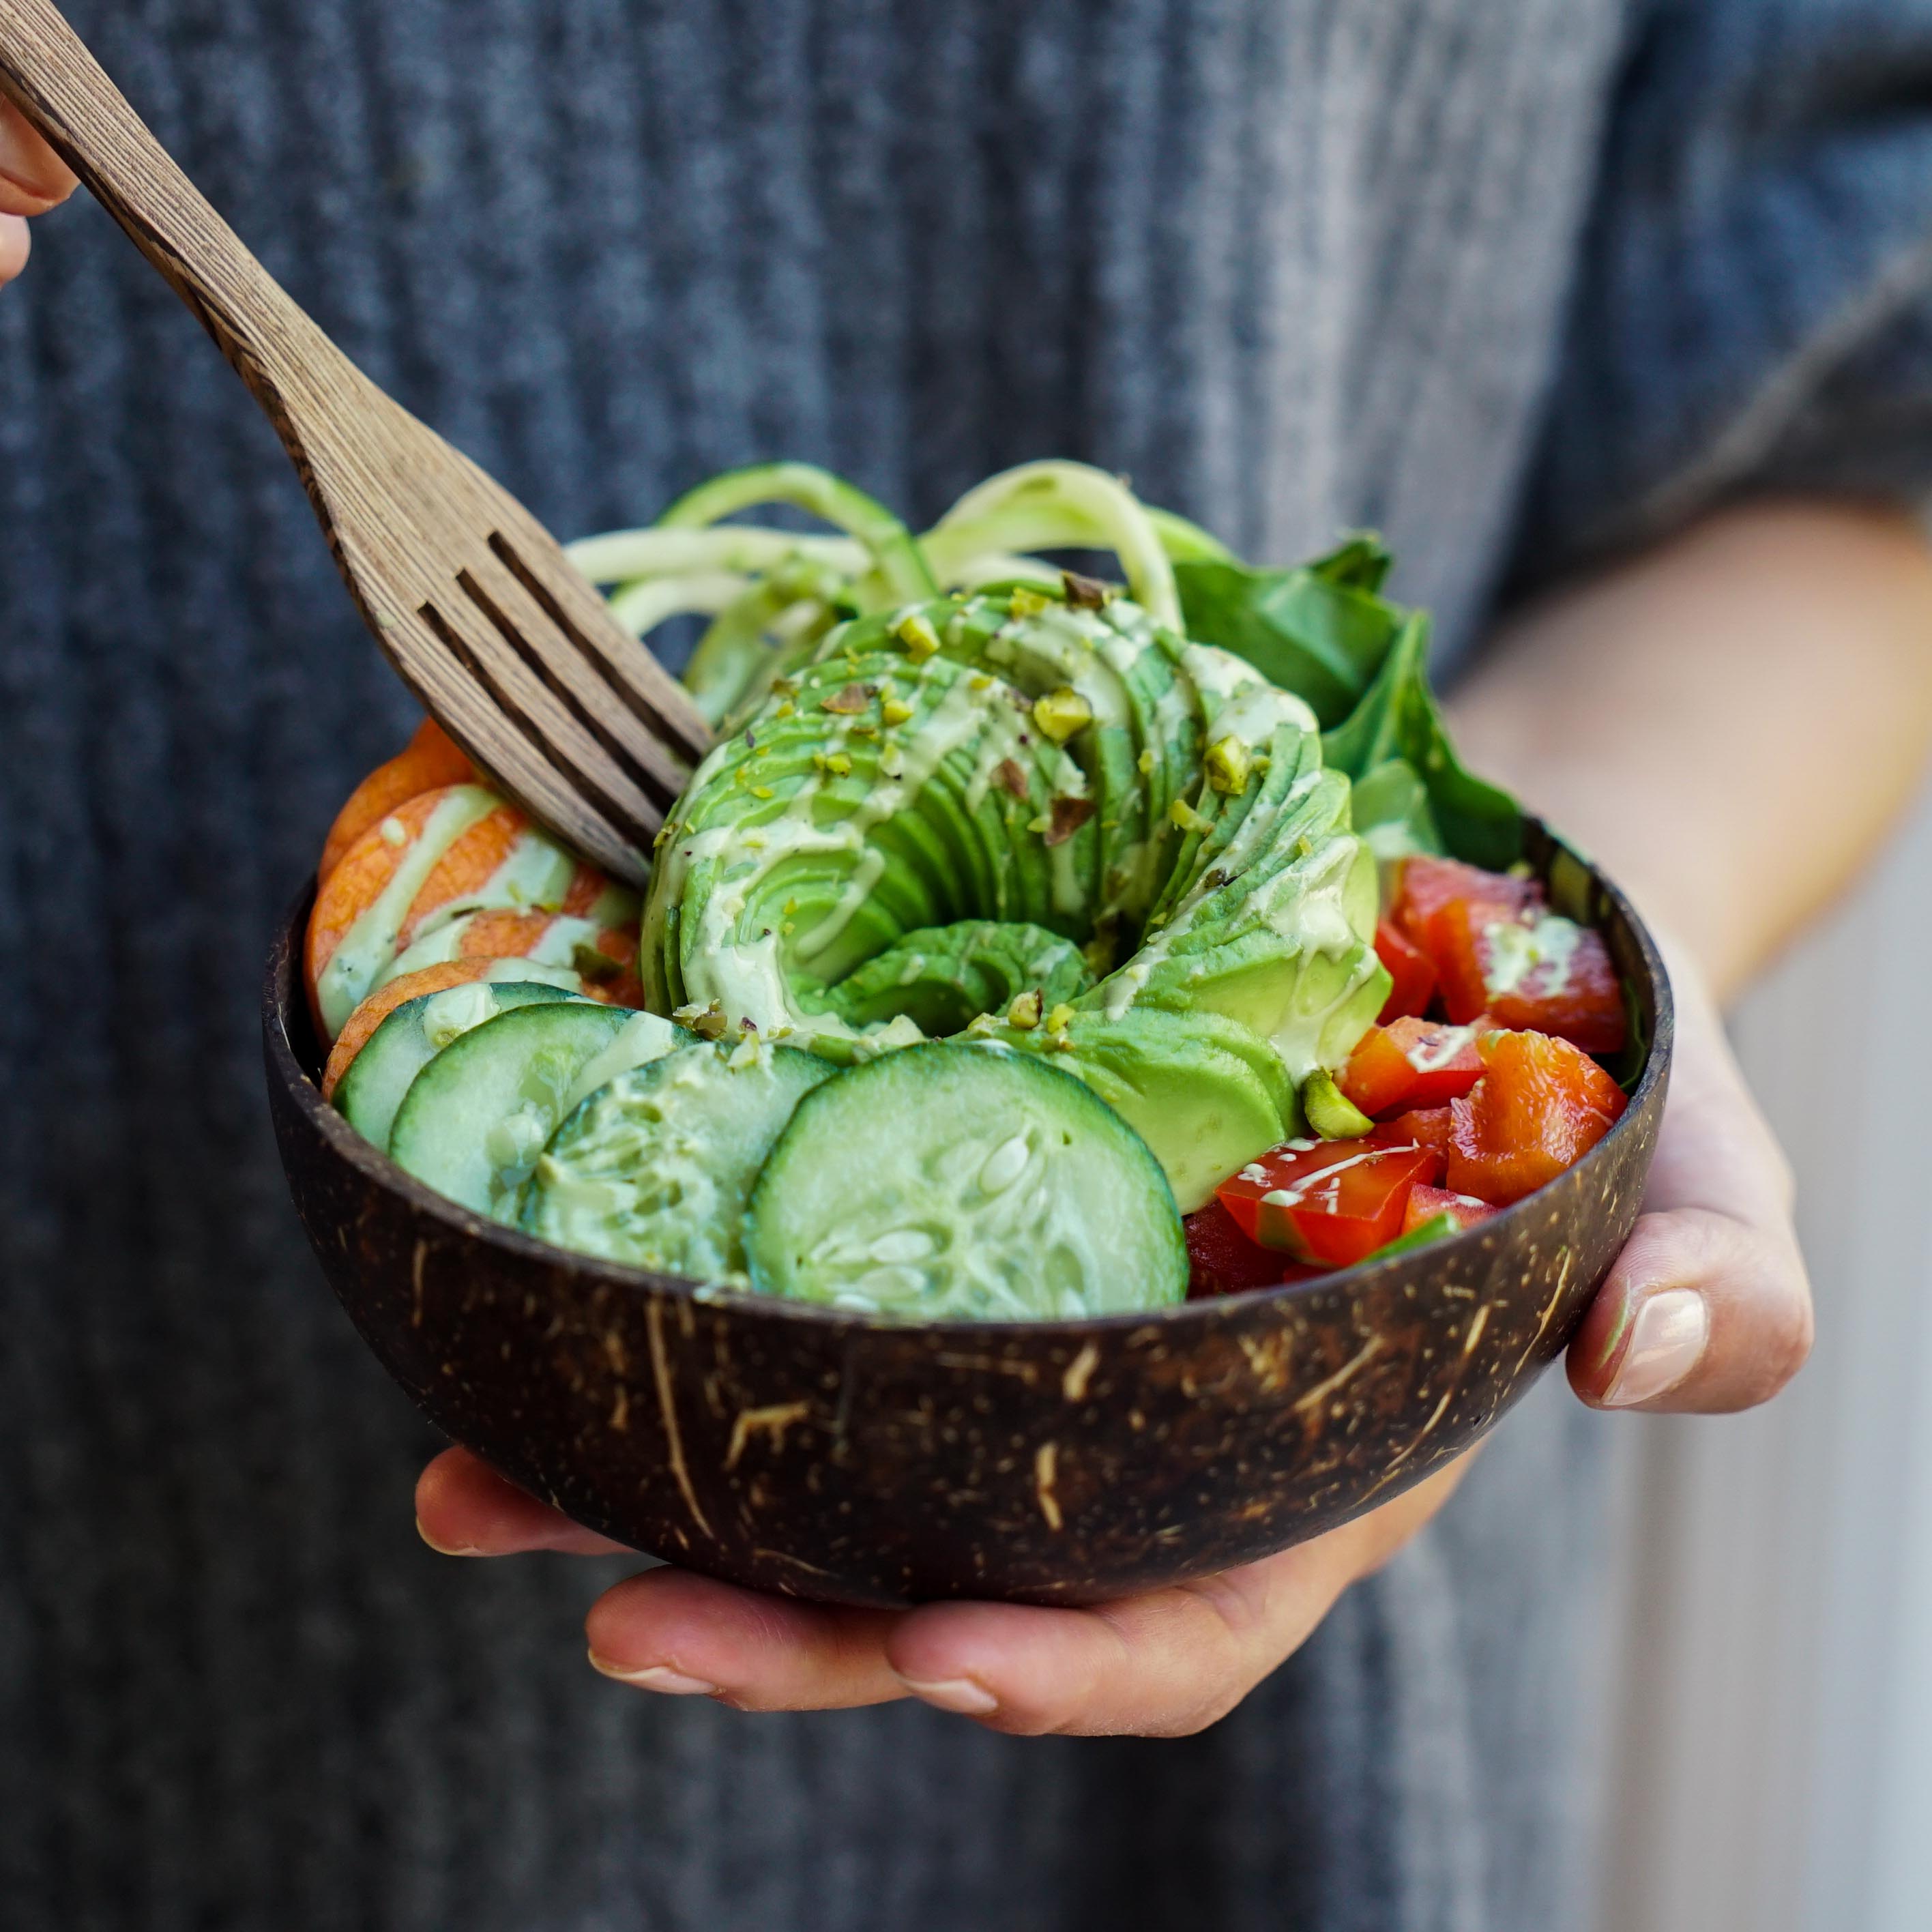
[566,459,1231,730]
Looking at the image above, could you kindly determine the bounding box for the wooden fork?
[0,0,712,886]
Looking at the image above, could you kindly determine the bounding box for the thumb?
[1568,958,1812,1413]
[1,100,78,216]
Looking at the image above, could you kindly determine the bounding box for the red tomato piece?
[1392,856,1541,958]
[1431,901,1627,1053]
[1402,1183,1499,1235]
[1338,1016,1487,1118]
[1216,1138,1441,1268]
[1374,918,1436,1022]
[1446,1029,1628,1206]
[1184,1199,1323,1297]
[1381,1106,1453,1163]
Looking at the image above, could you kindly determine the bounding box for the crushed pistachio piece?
[1044,795,1095,847]
[820,682,870,714]
[1137,747,1157,776]
[1302,1068,1374,1141]
[1032,687,1092,744]
[672,999,731,1041]
[1205,735,1252,795]
[881,696,916,727]
[1007,990,1043,1030]
[1062,570,1112,609]
[1008,586,1053,619]
[893,611,941,661]
[1044,1002,1075,1035]
[750,784,775,800]
[1170,797,1213,835]
[569,941,624,984]
[991,757,1031,802]
[812,749,853,779]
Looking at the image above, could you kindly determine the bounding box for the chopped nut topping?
[881,696,915,727]
[812,749,853,778]
[819,682,870,714]
[570,941,624,983]
[1205,735,1253,795]
[992,757,1031,802]
[1137,747,1157,776]
[1031,687,1092,744]
[1045,1002,1076,1035]
[1008,587,1052,619]
[1044,795,1096,847]
[893,611,941,661]
[1170,797,1213,835]
[1007,990,1043,1030]
[1062,570,1112,609]
[673,999,731,1040]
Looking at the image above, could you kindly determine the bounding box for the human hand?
[416,1439,1472,1735]
[1564,938,1812,1413]
[1,100,78,284]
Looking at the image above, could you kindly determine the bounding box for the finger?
[1567,1205,1811,1411]
[584,1567,907,1710]
[1567,958,1812,1412]
[414,1444,631,1557]
[886,1460,1469,1738]
[0,212,27,284]
[0,101,78,216]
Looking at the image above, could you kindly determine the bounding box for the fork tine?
[486,531,713,770]
[409,595,662,881]
[456,546,695,806]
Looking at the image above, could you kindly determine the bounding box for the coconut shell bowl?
[263,819,1671,1609]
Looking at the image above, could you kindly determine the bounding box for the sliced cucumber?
[746,1043,1186,1320]
[389,1004,684,1220]
[335,980,581,1150]
[523,1038,836,1280]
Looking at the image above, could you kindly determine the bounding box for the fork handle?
[0,0,336,409]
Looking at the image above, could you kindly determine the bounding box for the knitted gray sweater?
[5,2,1930,1927]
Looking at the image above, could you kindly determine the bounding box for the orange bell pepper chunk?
[1445,1029,1627,1205]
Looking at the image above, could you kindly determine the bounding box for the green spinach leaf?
[1173,531,1403,729]
[1319,613,1522,870]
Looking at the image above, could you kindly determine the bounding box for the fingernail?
[587,1652,721,1696]
[415,1514,481,1556]
[894,1674,999,1716]
[1602,1288,1709,1407]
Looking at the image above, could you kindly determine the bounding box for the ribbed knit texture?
[3,3,1931,1927]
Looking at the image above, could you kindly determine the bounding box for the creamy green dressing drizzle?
[1482,911,1581,998]
[317,785,497,1036]
[643,588,1383,1131]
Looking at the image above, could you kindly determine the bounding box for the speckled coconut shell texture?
[265,821,1671,1608]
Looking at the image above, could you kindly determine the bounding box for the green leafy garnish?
[1319,613,1522,871]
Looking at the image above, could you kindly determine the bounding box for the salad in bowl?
[303,459,1640,1320]
[267,458,1666,1604]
